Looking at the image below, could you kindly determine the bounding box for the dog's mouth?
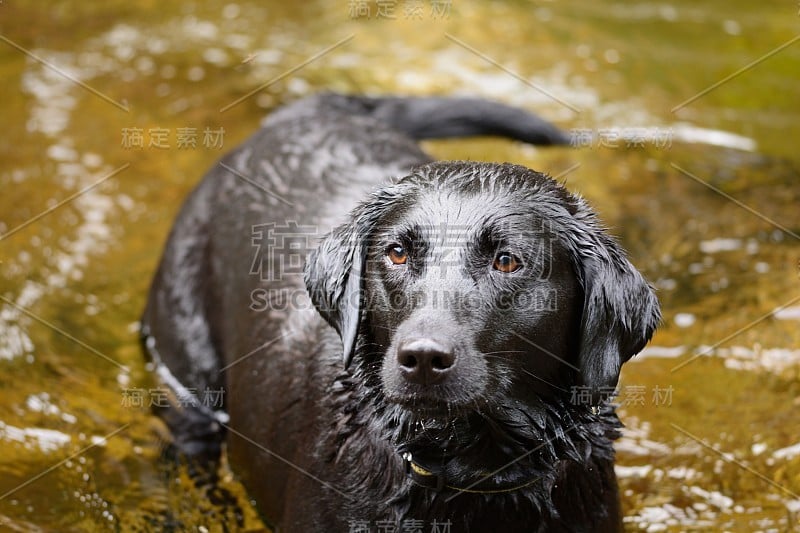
[383,387,485,421]
[389,400,472,444]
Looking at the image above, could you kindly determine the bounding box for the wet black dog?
[142,93,660,532]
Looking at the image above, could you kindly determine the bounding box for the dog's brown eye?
[493,252,520,273]
[387,245,408,265]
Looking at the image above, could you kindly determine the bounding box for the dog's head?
[305,161,660,411]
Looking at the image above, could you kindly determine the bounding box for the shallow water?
[1,1,799,531]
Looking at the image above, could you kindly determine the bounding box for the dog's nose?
[396,338,455,385]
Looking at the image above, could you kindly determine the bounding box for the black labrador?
[141,93,660,532]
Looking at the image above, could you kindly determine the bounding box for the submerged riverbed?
[1,1,799,531]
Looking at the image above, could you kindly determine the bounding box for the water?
[1,1,798,530]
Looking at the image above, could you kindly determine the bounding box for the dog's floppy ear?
[571,221,661,406]
[304,184,408,368]
[304,221,365,369]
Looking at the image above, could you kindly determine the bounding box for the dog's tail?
[321,93,571,146]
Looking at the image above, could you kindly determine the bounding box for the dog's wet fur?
[142,93,660,532]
